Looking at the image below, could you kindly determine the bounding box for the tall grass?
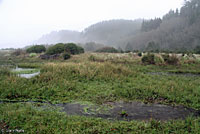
[41,62,132,81]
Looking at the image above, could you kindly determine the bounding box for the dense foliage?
[141,18,162,32]
[126,0,200,52]
[141,54,155,64]
[162,54,179,65]
[62,53,71,60]
[46,43,84,55]
[46,43,65,55]
[65,43,84,54]
[95,47,119,53]
[26,45,46,53]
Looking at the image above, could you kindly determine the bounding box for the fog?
[0,0,183,49]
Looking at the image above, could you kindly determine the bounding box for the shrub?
[46,43,65,55]
[154,55,164,64]
[138,52,142,57]
[162,54,179,65]
[63,53,71,60]
[26,45,46,53]
[65,43,84,55]
[88,55,96,61]
[141,54,155,64]
[46,43,84,55]
[29,53,37,57]
[77,46,85,54]
[95,47,119,53]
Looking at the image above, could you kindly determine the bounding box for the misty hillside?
[35,19,142,47]
[35,30,81,44]
[81,19,142,47]
[125,0,200,51]
[35,0,200,52]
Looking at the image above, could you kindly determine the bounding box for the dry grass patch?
[41,61,132,80]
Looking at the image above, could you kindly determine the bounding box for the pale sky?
[0,0,184,48]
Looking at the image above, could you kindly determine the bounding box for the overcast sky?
[0,0,184,48]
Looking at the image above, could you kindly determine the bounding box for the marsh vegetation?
[0,50,200,133]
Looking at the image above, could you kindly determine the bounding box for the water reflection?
[12,66,40,78]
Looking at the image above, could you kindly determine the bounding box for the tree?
[46,43,65,55]
[194,45,200,54]
[26,45,46,53]
[46,43,84,55]
[145,41,160,52]
[95,47,119,53]
[65,43,84,55]
[141,18,162,32]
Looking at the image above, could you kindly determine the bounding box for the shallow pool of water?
[12,66,40,78]
[18,71,40,78]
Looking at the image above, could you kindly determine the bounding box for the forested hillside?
[35,20,142,48]
[125,0,200,51]
[35,0,200,52]
[81,19,142,47]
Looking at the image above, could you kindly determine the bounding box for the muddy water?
[57,102,199,121]
[0,101,199,121]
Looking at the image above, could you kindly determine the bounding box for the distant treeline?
[125,0,200,52]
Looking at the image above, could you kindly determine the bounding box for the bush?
[138,52,142,57]
[26,45,46,53]
[46,43,84,55]
[88,55,96,61]
[46,43,65,55]
[65,43,84,55]
[162,54,179,65]
[141,54,155,64]
[63,53,71,60]
[154,55,164,64]
[29,53,37,57]
[77,46,85,54]
[95,47,119,53]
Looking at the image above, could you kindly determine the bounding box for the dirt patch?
[55,101,199,121]
[1,100,199,121]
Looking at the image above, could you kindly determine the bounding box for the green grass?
[1,61,199,109]
[0,52,200,133]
